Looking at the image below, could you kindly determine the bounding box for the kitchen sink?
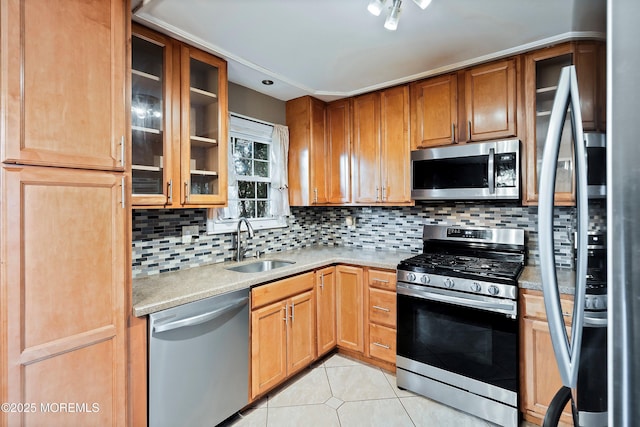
[225,259,295,273]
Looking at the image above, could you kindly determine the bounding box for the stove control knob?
[585,297,593,310]
[444,278,455,289]
[407,273,417,282]
[421,275,431,284]
[471,282,481,292]
[593,297,603,310]
[488,285,500,296]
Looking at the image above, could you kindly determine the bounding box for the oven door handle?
[397,283,517,318]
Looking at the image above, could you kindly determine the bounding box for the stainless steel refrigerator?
[539,1,640,426]
[608,0,640,426]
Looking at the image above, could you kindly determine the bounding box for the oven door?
[397,283,518,403]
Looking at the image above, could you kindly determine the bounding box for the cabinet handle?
[373,305,390,312]
[167,179,173,204]
[382,186,387,201]
[121,176,126,208]
[373,342,390,349]
[375,187,380,202]
[313,188,318,203]
[320,273,324,291]
[468,121,472,141]
[451,123,456,144]
[290,303,295,323]
[283,306,288,325]
[374,279,390,284]
[184,182,189,203]
[120,135,125,167]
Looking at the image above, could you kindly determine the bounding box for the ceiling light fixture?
[261,79,274,85]
[368,0,431,31]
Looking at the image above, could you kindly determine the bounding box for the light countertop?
[132,246,413,317]
[133,246,577,317]
[519,265,576,295]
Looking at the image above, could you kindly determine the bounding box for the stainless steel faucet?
[233,217,255,262]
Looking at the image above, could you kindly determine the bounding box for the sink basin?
[225,259,295,273]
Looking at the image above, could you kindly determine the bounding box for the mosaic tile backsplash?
[132,201,606,278]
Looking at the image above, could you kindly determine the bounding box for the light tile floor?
[222,353,539,427]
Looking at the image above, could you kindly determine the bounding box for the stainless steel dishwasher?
[148,288,249,427]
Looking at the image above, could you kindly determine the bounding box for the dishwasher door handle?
[153,296,249,333]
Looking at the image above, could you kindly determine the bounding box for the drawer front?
[252,272,315,309]
[368,269,396,291]
[369,288,396,328]
[521,291,574,324]
[369,324,396,364]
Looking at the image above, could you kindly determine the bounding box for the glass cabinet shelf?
[190,135,218,145]
[132,125,161,134]
[132,164,162,172]
[190,87,218,105]
[190,170,218,176]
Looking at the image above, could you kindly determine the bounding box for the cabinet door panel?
[316,267,337,356]
[352,93,381,203]
[287,291,316,375]
[369,288,396,328]
[131,25,175,206]
[2,165,126,426]
[2,0,126,170]
[465,59,516,141]
[326,100,350,203]
[251,301,287,399]
[411,74,458,148]
[521,318,573,425]
[180,45,228,206]
[368,324,396,364]
[336,266,364,352]
[380,85,410,203]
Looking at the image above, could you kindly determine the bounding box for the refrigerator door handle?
[538,65,588,389]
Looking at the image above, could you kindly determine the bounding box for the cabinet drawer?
[369,288,396,328]
[252,272,315,309]
[369,324,396,364]
[367,269,396,291]
[522,291,574,324]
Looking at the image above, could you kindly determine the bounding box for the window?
[233,136,270,218]
[207,114,288,234]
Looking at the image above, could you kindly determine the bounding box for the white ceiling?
[132,0,606,102]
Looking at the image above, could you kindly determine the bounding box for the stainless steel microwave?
[585,132,606,198]
[411,139,520,201]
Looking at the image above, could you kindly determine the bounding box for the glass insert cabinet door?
[180,45,228,205]
[131,28,173,206]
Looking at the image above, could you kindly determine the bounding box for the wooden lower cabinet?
[521,290,573,426]
[336,265,365,352]
[1,165,127,426]
[316,267,337,357]
[366,269,397,365]
[251,273,316,399]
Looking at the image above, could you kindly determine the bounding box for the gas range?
[397,225,525,300]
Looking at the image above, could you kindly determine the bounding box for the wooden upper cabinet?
[326,99,351,203]
[131,26,175,206]
[380,85,411,203]
[352,92,381,204]
[179,44,228,206]
[286,96,328,206]
[465,58,517,142]
[2,0,126,170]
[352,86,411,205]
[522,41,605,206]
[131,25,228,208]
[410,73,458,149]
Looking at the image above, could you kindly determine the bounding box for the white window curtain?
[269,124,290,218]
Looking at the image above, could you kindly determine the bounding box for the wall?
[131,201,606,278]
[228,82,286,125]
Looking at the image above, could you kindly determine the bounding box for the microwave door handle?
[539,65,586,389]
[488,148,495,194]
